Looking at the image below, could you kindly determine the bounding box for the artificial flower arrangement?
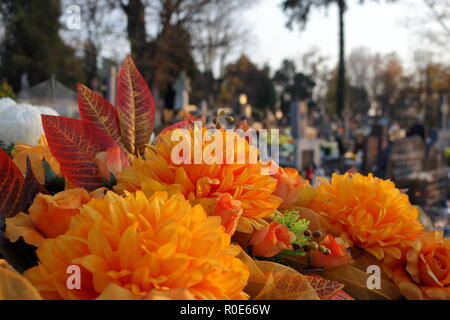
[0,57,449,300]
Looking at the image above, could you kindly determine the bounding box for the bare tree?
[297,48,330,107]
[423,0,450,36]
[282,0,397,118]
[0,14,4,44]
[405,0,450,52]
[347,47,374,88]
[117,0,256,102]
[190,0,255,78]
[119,0,223,68]
[61,0,127,90]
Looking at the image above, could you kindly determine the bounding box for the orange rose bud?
[310,235,353,270]
[29,188,92,238]
[95,146,129,182]
[212,193,243,236]
[5,188,106,247]
[12,135,61,185]
[274,167,309,207]
[249,221,296,258]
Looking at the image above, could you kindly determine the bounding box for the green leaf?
[280,249,306,256]
[274,210,311,246]
[0,140,14,157]
[42,159,65,195]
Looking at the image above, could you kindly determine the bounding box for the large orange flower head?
[306,173,423,260]
[24,191,249,300]
[115,127,282,233]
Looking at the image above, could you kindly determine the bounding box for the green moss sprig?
[274,210,310,247]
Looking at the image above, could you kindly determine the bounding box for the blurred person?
[304,161,316,184]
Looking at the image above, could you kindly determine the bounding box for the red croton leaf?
[116,56,155,155]
[0,149,24,218]
[158,111,204,137]
[305,274,345,299]
[179,109,197,122]
[323,290,355,300]
[346,167,357,175]
[235,119,250,131]
[42,115,118,191]
[159,120,195,136]
[77,83,122,146]
[23,157,48,212]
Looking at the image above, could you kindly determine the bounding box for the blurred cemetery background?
[0,0,449,234]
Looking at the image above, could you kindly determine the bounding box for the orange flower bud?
[95,146,129,182]
[212,193,243,236]
[5,188,106,247]
[249,221,296,258]
[310,234,353,270]
[12,135,61,185]
[274,167,309,207]
[29,188,91,238]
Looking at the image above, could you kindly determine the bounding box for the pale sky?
[242,0,437,71]
[55,0,447,75]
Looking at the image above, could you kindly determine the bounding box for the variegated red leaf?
[23,157,48,212]
[42,115,118,191]
[77,83,122,145]
[116,56,155,155]
[0,149,24,218]
[305,274,345,299]
[159,120,195,136]
[323,290,355,300]
[179,109,197,121]
[235,120,250,131]
[346,167,357,175]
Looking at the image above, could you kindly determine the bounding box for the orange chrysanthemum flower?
[24,191,249,300]
[306,173,423,260]
[115,128,282,233]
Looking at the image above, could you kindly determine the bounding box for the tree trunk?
[337,0,346,118]
[121,0,149,78]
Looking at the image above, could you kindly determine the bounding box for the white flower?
[0,98,59,146]
[0,98,16,113]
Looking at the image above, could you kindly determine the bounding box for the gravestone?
[289,101,307,140]
[290,101,321,170]
[420,145,448,205]
[385,136,448,206]
[200,100,208,119]
[173,71,191,111]
[436,130,450,151]
[385,136,425,182]
[362,124,389,173]
[107,66,117,104]
[439,95,449,130]
[363,136,380,173]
